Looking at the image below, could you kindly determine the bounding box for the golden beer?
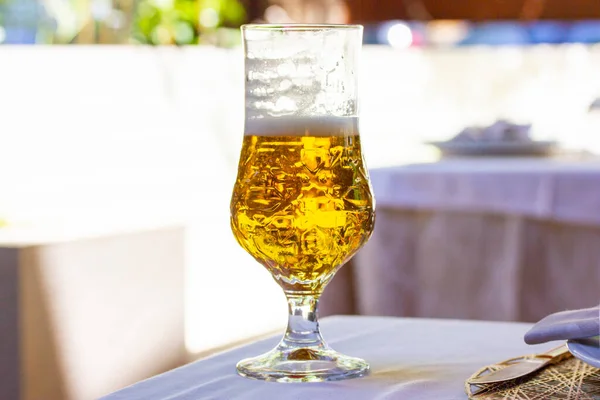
[230,117,374,294]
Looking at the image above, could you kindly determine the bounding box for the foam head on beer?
[244,116,359,137]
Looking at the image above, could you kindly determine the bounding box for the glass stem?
[280,294,326,349]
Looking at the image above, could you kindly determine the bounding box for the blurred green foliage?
[131,0,246,45]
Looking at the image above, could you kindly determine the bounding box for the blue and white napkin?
[524,306,599,345]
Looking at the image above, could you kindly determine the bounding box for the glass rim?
[241,23,363,32]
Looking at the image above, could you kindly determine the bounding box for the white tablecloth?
[370,158,600,226]
[102,316,555,400]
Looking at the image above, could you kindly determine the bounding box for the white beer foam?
[244,116,358,137]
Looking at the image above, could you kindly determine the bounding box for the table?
[320,159,600,323]
[0,221,186,400]
[102,316,555,400]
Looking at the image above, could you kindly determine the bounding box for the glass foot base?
[236,346,369,382]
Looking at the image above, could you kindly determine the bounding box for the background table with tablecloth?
[320,158,600,322]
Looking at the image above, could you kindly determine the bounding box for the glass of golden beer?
[230,24,374,382]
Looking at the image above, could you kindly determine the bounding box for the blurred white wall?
[1,44,600,355]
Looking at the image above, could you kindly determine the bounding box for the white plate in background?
[427,140,559,157]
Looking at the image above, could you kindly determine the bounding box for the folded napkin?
[524,306,600,345]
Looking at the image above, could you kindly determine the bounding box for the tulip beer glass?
[230,24,374,382]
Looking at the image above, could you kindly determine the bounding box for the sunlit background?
[3,0,600,399]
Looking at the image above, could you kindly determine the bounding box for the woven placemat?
[465,354,600,399]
